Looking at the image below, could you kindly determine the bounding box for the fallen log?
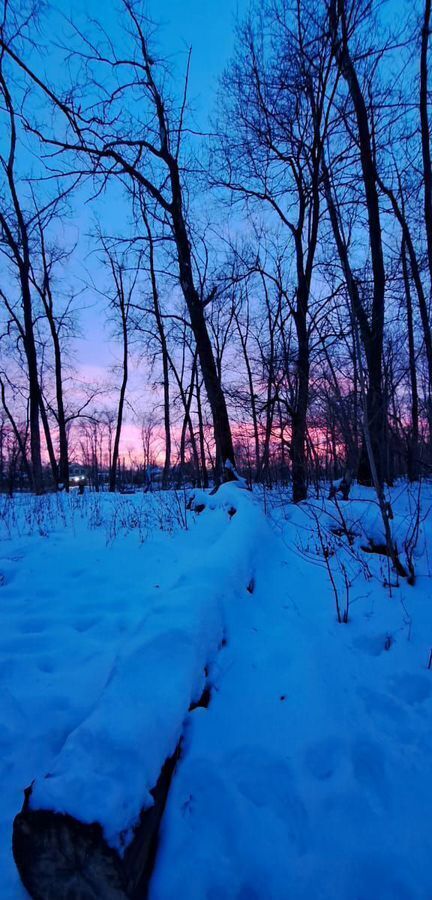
[13,745,181,900]
[12,484,260,899]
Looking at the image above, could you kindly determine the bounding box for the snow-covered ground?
[1,482,432,898]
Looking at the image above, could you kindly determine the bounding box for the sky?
[32,0,250,456]
[1,0,417,462]
[52,0,248,330]
[55,0,248,129]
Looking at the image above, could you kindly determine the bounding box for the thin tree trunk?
[38,233,69,490]
[234,312,260,477]
[401,238,420,480]
[0,63,44,493]
[420,0,432,290]
[144,37,235,476]
[330,0,386,486]
[143,213,171,489]
[173,351,200,485]
[38,392,58,487]
[322,155,383,485]
[377,175,432,393]
[0,376,32,486]
[110,308,128,493]
[291,296,310,502]
[195,368,209,489]
[22,295,44,494]
[169,182,235,476]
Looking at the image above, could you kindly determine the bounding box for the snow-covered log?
[12,484,264,899]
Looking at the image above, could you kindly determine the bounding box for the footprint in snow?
[350,737,388,808]
[388,672,431,706]
[236,885,262,900]
[19,617,48,634]
[352,633,394,657]
[73,617,100,633]
[349,852,417,900]
[228,746,309,853]
[358,686,407,725]
[358,685,426,751]
[37,658,56,674]
[304,736,345,781]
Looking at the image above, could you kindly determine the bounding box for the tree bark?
[329,0,386,486]
[291,291,310,503]
[0,62,45,493]
[420,0,432,292]
[143,212,171,489]
[22,289,45,494]
[401,238,420,480]
[37,234,69,490]
[169,172,235,477]
[234,310,260,477]
[195,367,209,488]
[376,175,432,394]
[110,310,128,493]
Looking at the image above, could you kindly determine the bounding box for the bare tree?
[216,0,336,499]
[328,0,387,486]
[1,1,236,479]
[0,17,44,491]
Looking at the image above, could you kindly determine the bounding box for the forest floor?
[1,482,431,899]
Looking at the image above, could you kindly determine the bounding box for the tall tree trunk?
[420,0,432,429]
[38,392,58,487]
[139,30,235,477]
[195,368,209,489]
[401,238,420,480]
[235,312,260,477]
[322,155,382,486]
[0,63,44,493]
[289,132,321,502]
[161,346,171,490]
[110,310,128,493]
[421,0,432,291]
[330,0,386,486]
[22,286,44,494]
[377,176,432,393]
[174,351,200,486]
[39,240,69,490]
[169,166,235,478]
[49,335,69,490]
[291,291,310,503]
[143,213,171,489]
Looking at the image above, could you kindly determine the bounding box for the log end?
[13,807,128,900]
[12,745,182,899]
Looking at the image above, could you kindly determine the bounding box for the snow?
[151,483,432,899]
[1,483,432,898]
[30,484,261,849]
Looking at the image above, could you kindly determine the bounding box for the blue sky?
[51,0,248,129]
[38,0,408,388]
[19,0,250,387]
[3,0,415,451]
[146,0,248,123]
[37,0,249,378]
